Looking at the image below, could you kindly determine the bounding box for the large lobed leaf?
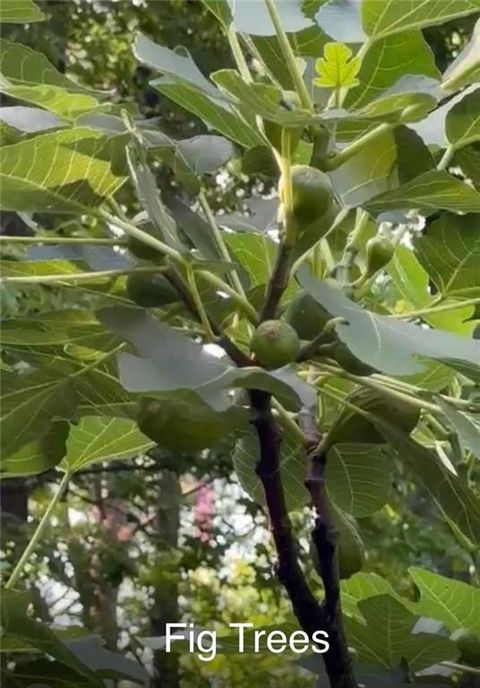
[0,129,127,213]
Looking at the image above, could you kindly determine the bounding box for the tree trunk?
[150,470,181,688]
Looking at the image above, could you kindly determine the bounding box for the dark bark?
[249,391,357,688]
[298,409,357,688]
[260,242,292,321]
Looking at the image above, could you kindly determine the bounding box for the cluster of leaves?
[1,0,480,686]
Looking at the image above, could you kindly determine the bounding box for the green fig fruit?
[364,235,395,277]
[250,319,301,368]
[127,235,164,261]
[324,386,420,451]
[330,341,375,376]
[126,273,180,308]
[285,290,334,342]
[279,164,334,228]
[137,395,243,452]
[451,629,480,666]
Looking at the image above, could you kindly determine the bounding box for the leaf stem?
[263,0,313,111]
[5,471,71,590]
[227,25,252,83]
[187,266,215,342]
[101,211,184,265]
[437,143,456,171]
[0,236,126,246]
[315,362,442,414]
[196,269,259,324]
[1,266,166,285]
[390,297,480,319]
[198,189,247,298]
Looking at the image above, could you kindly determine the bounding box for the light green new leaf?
[0,129,127,213]
[414,213,480,298]
[362,0,480,41]
[437,397,480,461]
[409,567,480,634]
[367,170,480,213]
[346,593,458,671]
[314,42,361,89]
[0,0,44,23]
[62,416,154,473]
[446,88,480,148]
[326,444,392,517]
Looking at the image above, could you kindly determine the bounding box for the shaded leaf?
[411,84,478,147]
[298,267,480,380]
[373,418,480,545]
[0,592,103,688]
[0,421,70,478]
[98,306,314,411]
[233,425,307,512]
[326,444,392,516]
[446,87,480,148]
[436,397,480,461]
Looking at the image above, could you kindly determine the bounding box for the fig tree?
[250,320,300,368]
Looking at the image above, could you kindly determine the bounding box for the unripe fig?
[250,319,300,368]
[285,290,333,342]
[451,629,480,666]
[137,397,233,452]
[279,164,334,228]
[127,235,163,261]
[126,273,180,308]
[364,235,395,276]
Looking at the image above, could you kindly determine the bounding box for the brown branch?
[249,390,326,636]
[298,408,357,688]
[260,242,293,321]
